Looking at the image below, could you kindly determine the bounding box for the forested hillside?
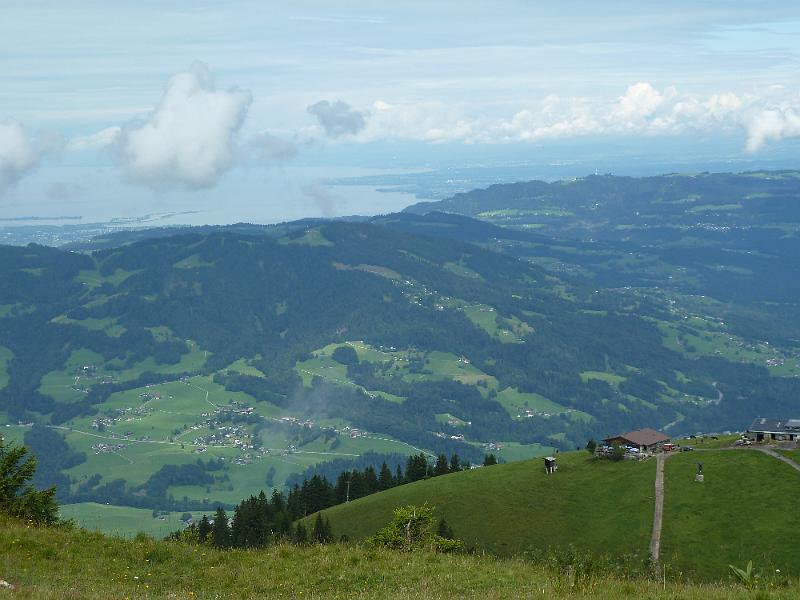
[1,174,798,522]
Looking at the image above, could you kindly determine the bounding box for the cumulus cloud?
[118,62,252,188]
[0,119,63,195]
[307,100,367,138]
[745,107,800,153]
[610,82,668,122]
[356,83,800,153]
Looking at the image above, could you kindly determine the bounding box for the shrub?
[367,503,463,553]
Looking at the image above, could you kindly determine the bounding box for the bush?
[610,445,626,462]
[368,503,463,553]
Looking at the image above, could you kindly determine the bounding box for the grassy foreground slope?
[316,452,655,557]
[1,516,797,599]
[315,450,800,579]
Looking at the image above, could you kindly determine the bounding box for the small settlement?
[746,417,800,443]
[597,427,671,459]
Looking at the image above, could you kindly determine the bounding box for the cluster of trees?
[170,450,495,548]
[23,424,86,501]
[175,493,334,549]
[285,452,493,519]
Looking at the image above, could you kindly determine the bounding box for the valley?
[1,172,798,538]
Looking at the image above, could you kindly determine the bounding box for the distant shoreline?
[0,216,82,222]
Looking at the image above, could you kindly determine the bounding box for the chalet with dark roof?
[603,428,670,452]
[746,417,800,442]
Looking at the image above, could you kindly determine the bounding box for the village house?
[746,417,800,442]
[602,428,670,453]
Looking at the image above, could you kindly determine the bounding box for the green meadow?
[3,514,796,599]
[661,450,800,579]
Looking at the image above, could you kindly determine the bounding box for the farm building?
[603,428,670,452]
[746,417,800,442]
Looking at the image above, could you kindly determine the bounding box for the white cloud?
[609,82,666,123]
[0,119,63,195]
[67,126,121,151]
[118,62,252,188]
[745,107,800,153]
[351,84,800,153]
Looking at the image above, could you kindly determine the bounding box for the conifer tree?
[313,513,333,543]
[294,521,308,545]
[198,514,211,543]
[211,507,231,549]
[0,438,58,525]
[406,453,429,482]
[433,454,449,476]
[483,453,497,466]
[395,464,404,486]
[449,453,461,472]
[378,462,394,490]
[364,465,379,493]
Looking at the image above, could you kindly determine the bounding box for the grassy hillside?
[1,515,797,599]
[661,450,800,579]
[312,449,800,580]
[315,451,655,556]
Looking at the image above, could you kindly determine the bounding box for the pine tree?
[364,465,379,493]
[483,453,497,466]
[406,453,428,482]
[198,515,211,543]
[211,507,231,549]
[294,522,308,545]
[449,453,461,472]
[433,454,449,476]
[394,464,404,486]
[0,438,58,525]
[378,462,394,490]
[313,513,333,544]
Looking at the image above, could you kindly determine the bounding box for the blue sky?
[1,1,800,222]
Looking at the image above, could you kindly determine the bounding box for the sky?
[1,1,800,224]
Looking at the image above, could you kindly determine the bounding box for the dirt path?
[757,447,800,472]
[649,453,666,564]
[647,445,799,566]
